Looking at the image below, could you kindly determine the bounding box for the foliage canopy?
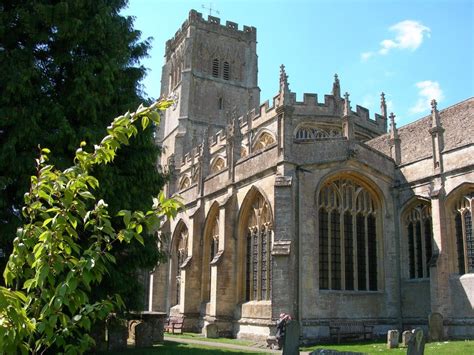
[0,99,180,354]
[0,1,164,307]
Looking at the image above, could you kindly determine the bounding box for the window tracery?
[295,126,341,141]
[318,178,379,291]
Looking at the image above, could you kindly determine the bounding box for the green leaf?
[141,116,149,130]
[23,279,35,290]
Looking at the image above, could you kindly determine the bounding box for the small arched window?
[210,157,226,174]
[212,58,219,78]
[253,132,276,151]
[218,97,223,110]
[223,61,230,80]
[178,176,191,190]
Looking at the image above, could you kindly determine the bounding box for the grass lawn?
[165,332,256,346]
[302,339,474,354]
[99,340,267,354]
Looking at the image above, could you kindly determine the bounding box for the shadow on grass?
[98,340,265,355]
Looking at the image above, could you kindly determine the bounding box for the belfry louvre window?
[212,58,219,78]
[454,194,474,275]
[405,203,433,279]
[318,178,379,291]
[245,193,272,301]
[223,61,230,80]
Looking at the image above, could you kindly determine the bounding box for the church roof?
[366,97,474,165]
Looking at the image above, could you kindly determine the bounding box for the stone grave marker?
[402,330,413,347]
[407,328,425,355]
[428,312,444,341]
[283,320,300,355]
[387,329,399,348]
[203,323,219,338]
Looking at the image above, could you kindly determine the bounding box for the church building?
[150,10,474,341]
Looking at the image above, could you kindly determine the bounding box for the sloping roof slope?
[366,98,474,165]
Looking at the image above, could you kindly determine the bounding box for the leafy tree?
[0,0,162,307]
[0,99,179,354]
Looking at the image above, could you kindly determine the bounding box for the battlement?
[165,9,257,58]
[289,90,386,133]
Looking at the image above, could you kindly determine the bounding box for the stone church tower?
[151,10,474,343]
[157,10,260,179]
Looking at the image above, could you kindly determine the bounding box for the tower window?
[223,61,230,80]
[212,58,219,78]
[218,97,223,110]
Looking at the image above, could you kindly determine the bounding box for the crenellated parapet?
[166,9,257,59]
[173,71,392,192]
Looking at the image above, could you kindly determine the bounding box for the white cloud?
[410,80,444,114]
[361,51,374,62]
[361,20,430,60]
[379,20,431,55]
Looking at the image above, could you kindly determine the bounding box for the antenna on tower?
[202,3,220,16]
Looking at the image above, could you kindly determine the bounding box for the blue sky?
[123,0,473,126]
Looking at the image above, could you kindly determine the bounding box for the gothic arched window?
[178,176,191,190]
[318,178,380,291]
[210,157,226,174]
[202,214,219,301]
[454,193,474,275]
[245,193,272,301]
[405,203,433,279]
[172,225,188,306]
[212,58,219,78]
[253,132,275,152]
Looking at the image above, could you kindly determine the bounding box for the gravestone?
[402,330,413,347]
[135,321,154,347]
[407,328,425,355]
[90,321,107,352]
[203,323,219,338]
[107,317,128,351]
[283,320,300,355]
[428,312,444,341]
[387,329,399,348]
